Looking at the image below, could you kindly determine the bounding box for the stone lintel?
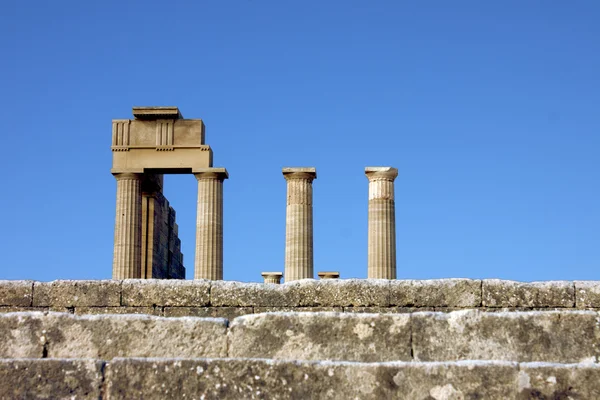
[318,271,340,279]
[282,167,317,180]
[132,106,182,120]
[365,166,398,180]
[193,167,229,179]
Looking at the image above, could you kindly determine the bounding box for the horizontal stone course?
[0,280,32,306]
[482,279,575,308]
[0,359,103,400]
[0,279,598,311]
[518,362,600,399]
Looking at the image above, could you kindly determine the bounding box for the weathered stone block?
[121,279,210,306]
[163,306,252,320]
[390,279,481,307]
[0,306,47,313]
[0,280,33,306]
[210,280,314,307]
[74,306,159,316]
[33,280,121,307]
[43,313,228,359]
[105,358,518,399]
[483,279,574,307]
[412,310,600,363]
[0,312,45,358]
[575,281,600,308]
[0,359,103,400]
[228,312,411,362]
[212,279,389,307]
[518,363,600,399]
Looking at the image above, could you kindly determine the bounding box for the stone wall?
[1,278,598,319]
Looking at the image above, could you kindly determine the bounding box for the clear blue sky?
[1,1,598,282]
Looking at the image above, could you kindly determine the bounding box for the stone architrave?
[194,168,229,280]
[283,167,317,282]
[112,173,143,279]
[365,167,398,279]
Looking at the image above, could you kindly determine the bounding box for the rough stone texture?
[575,281,600,308]
[1,312,228,359]
[0,280,33,306]
[0,313,45,358]
[228,312,411,362]
[163,306,252,320]
[390,279,481,307]
[518,363,600,399]
[412,310,600,363]
[212,279,390,307]
[0,359,103,400]
[74,306,159,316]
[122,279,210,306]
[105,358,519,400]
[483,279,575,308]
[0,306,47,313]
[33,280,121,307]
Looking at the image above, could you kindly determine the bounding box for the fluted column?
[366,167,398,279]
[194,168,228,280]
[283,167,317,282]
[112,173,143,279]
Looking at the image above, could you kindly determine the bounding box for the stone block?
[483,279,575,307]
[390,279,481,307]
[163,306,252,320]
[121,279,210,306]
[42,313,228,359]
[105,358,518,399]
[0,359,103,400]
[211,279,389,307]
[0,306,47,313]
[518,363,600,399]
[33,280,121,307]
[74,306,158,316]
[412,310,600,363]
[228,312,411,362]
[575,281,600,308]
[0,312,45,358]
[0,280,33,306]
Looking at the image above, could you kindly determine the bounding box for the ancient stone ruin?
[0,107,598,398]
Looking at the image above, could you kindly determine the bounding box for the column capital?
[112,172,142,181]
[365,167,398,181]
[194,168,229,181]
[283,167,317,181]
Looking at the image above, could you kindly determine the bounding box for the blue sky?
[1,1,598,282]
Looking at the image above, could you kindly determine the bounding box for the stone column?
[261,272,283,284]
[112,173,143,279]
[194,168,228,280]
[283,167,317,282]
[366,167,398,279]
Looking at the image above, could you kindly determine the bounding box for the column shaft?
[194,169,228,280]
[366,167,398,279]
[112,173,142,279]
[283,168,316,281]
